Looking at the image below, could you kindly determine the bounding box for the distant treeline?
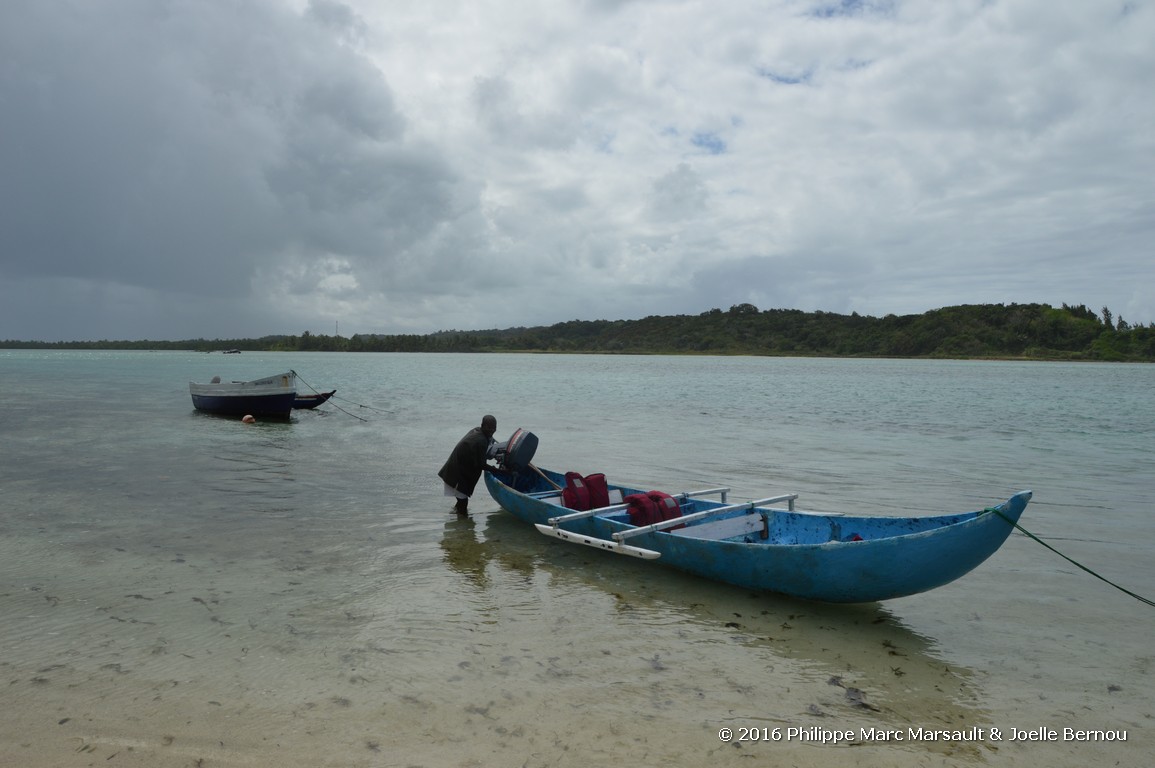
[4,303,1154,361]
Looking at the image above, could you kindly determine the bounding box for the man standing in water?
[439,415,498,515]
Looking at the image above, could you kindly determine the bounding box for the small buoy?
[242,414,256,424]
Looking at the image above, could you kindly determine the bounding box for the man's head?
[481,414,497,438]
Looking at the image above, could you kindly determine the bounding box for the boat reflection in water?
[441,509,991,758]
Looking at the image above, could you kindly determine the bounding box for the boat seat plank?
[615,495,799,541]
[669,513,765,540]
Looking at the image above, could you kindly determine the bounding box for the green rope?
[987,507,1155,608]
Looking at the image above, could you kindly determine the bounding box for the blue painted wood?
[485,467,1032,603]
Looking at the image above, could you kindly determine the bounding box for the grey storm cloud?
[1,1,460,295]
[1,0,1153,341]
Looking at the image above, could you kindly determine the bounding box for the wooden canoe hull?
[484,467,1031,603]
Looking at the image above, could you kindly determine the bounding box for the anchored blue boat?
[189,371,297,418]
[485,466,1032,603]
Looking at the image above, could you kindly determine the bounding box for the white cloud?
[1,0,1152,340]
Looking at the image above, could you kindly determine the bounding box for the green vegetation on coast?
[4,303,1153,361]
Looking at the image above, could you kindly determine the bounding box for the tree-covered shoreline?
[4,302,1153,361]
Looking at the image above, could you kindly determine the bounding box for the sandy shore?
[3,521,1147,768]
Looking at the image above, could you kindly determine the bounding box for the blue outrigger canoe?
[484,467,1032,603]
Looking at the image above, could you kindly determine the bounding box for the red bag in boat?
[647,491,683,529]
[625,493,660,526]
[562,472,591,511]
[584,473,610,509]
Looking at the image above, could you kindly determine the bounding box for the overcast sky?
[2,0,1152,341]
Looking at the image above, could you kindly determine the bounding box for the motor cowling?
[494,428,538,472]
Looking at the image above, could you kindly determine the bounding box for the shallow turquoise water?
[1,351,1151,766]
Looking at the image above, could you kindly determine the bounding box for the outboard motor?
[494,428,538,472]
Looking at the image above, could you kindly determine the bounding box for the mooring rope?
[331,394,392,415]
[292,370,369,422]
[987,506,1155,608]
